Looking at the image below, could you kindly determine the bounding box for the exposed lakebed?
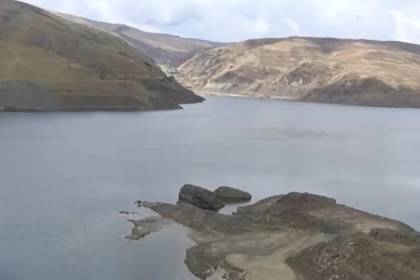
[1,96,420,279]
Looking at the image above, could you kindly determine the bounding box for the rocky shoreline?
[129,184,420,280]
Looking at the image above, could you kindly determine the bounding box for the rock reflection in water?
[125,216,171,241]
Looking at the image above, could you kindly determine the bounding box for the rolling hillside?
[177,37,420,107]
[0,0,203,111]
[59,13,222,67]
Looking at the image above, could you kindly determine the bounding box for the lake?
[1,96,420,280]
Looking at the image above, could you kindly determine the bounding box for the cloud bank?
[21,0,420,44]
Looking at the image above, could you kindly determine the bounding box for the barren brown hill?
[0,0,203,111]
[59,13,223,67]
[177,37,420,108]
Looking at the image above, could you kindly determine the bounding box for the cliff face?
[177,37,420,107]
[0,0,204,111]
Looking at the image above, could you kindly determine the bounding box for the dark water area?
[1,96,420,279]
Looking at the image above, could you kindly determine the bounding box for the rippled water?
[1,96,420,279]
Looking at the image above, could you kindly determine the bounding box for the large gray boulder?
[214,186,252,203]
[179,184,225,211]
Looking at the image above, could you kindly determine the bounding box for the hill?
[177,37,420,107]
[0,0,203,111]
[59,13,223,67]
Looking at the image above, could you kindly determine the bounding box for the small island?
[129,184,420,280]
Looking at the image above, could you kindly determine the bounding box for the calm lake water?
[1,96,420,280]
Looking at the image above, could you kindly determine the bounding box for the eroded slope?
[177,37,420,107]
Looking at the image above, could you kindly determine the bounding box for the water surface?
[1,96,420,280]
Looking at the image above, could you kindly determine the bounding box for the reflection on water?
[125,215,170,241]
[1,96,420,279]
[245,127,330,139]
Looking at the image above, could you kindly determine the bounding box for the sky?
[21,0,420,44]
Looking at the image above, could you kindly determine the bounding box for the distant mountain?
[59,13,223,67]
[0,0,203,111]
[177,37,420,108]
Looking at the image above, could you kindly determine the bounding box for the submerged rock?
[178,184,225,211]
[126,216,170,240]
[214,186,252,203]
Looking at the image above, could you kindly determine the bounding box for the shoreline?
[196,90,294,100]
[194,89,420,109]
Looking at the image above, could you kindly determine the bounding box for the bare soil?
[139,192,419,280]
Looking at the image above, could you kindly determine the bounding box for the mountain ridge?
[176,36,420,108]
[5,1,420,109]
[58,12,223,67]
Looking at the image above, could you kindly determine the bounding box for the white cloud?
[390,10,420,44]
[282,18,301,36]
[19,0,420,44]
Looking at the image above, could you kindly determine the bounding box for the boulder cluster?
[178,184,252,211]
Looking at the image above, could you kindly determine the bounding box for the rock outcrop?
[138,186,419,280]
[178,184,225,211]
[287,230,420,280]
[214,186,252,203]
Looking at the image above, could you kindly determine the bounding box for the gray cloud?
[21,0,420,44]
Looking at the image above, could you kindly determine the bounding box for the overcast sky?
[21,0,420,44]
